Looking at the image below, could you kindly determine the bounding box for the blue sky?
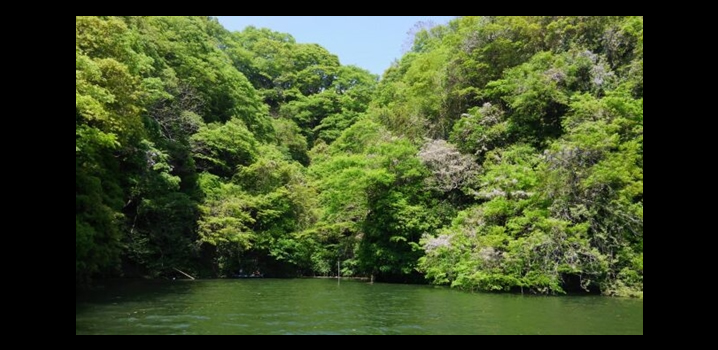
[216,16,455,76]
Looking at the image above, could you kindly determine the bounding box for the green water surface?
[76,279,643,335]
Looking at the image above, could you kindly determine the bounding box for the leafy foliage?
[77,16,642,297]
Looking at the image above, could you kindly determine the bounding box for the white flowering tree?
[418,139,479,193]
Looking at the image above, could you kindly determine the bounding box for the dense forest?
[76,16,643,297]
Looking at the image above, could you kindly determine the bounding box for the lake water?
[76,279,643,335]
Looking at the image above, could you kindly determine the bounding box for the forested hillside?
[76,16,643,297]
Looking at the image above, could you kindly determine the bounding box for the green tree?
[76,17,642,296]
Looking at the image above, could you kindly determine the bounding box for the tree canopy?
[76,16,642,298]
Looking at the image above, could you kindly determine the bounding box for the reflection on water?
[76,279,643,335]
